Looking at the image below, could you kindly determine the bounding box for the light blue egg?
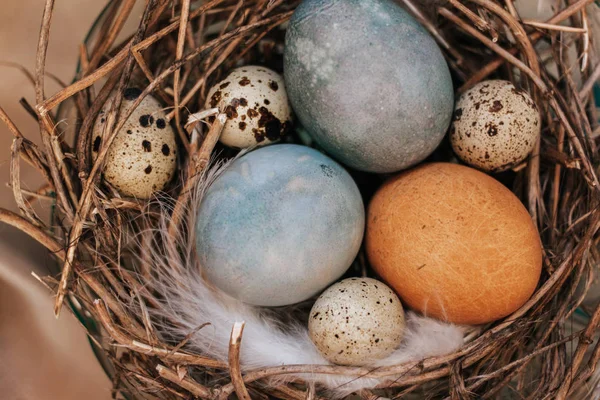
[195,144,365,306]
[284,0,454,173]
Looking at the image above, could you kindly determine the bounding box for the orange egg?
[366,163,542,325]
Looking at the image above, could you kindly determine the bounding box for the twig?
[580,57,600,99]
[0,106,49,173]
[459,0,596,90]
[5,183,54,203]
[523,20,588,33]
[10,138,43,226]
[172,0,192,152]
[448,0,489,31]
[262,384,319,400]
[226,322,251,400]
[34,0,54,104]
[94,299,227,368]
[581,7,589,72]
[168,323,212,356]
[167,112,225,240]
[463,333,579,394]
[39,44,129,113]
[156,364,213,398]
[219,0,244,36]
[167,0,285,119]
[85,0,137,74]
[131,0,228,86]
[439,8,545,89]
[504,0,519,19]
[551,125,566,241]
[53,0,159,318]
[468,0,541,75]
[0,60,67,88]
[191,113,226,172]
[34,0,76,220]
[556,300,600,399]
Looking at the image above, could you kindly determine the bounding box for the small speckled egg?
[205,66,292,148]
[450,80,540,172]
[92,88,177,199]
[195,144,365,307]
[309,277,405,366]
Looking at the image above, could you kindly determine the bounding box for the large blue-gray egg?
[284,0,454,173]
[195,144,365,306]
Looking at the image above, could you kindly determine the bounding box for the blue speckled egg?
[284,0,454,173]
[195,144,365,306]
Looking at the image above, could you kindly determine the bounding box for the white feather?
[136,158,465,396]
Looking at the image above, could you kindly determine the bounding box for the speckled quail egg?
[308,277,405,366]
[92,88,177,198]
[205,65,292,148]
[450,80,540,172]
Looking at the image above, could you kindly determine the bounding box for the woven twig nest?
[3,0,600,398]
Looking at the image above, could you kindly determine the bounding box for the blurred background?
[0,1,126,398]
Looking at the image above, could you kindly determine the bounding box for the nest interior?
[2,0,600,398]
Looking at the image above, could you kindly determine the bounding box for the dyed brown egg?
[450,80,540,172]
[366,163,542,325]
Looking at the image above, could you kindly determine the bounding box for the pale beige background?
[0,1,119,399]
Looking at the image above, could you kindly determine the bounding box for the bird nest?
[3,0,600,398]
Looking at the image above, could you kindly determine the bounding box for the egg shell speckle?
[309,277,405,366]
[92,89,177,198]
[205,66,292,148]
[284,0,454,173]
[195,144,365,306]
[450,80,540,172]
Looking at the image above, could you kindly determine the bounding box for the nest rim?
[3,0,600,398]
